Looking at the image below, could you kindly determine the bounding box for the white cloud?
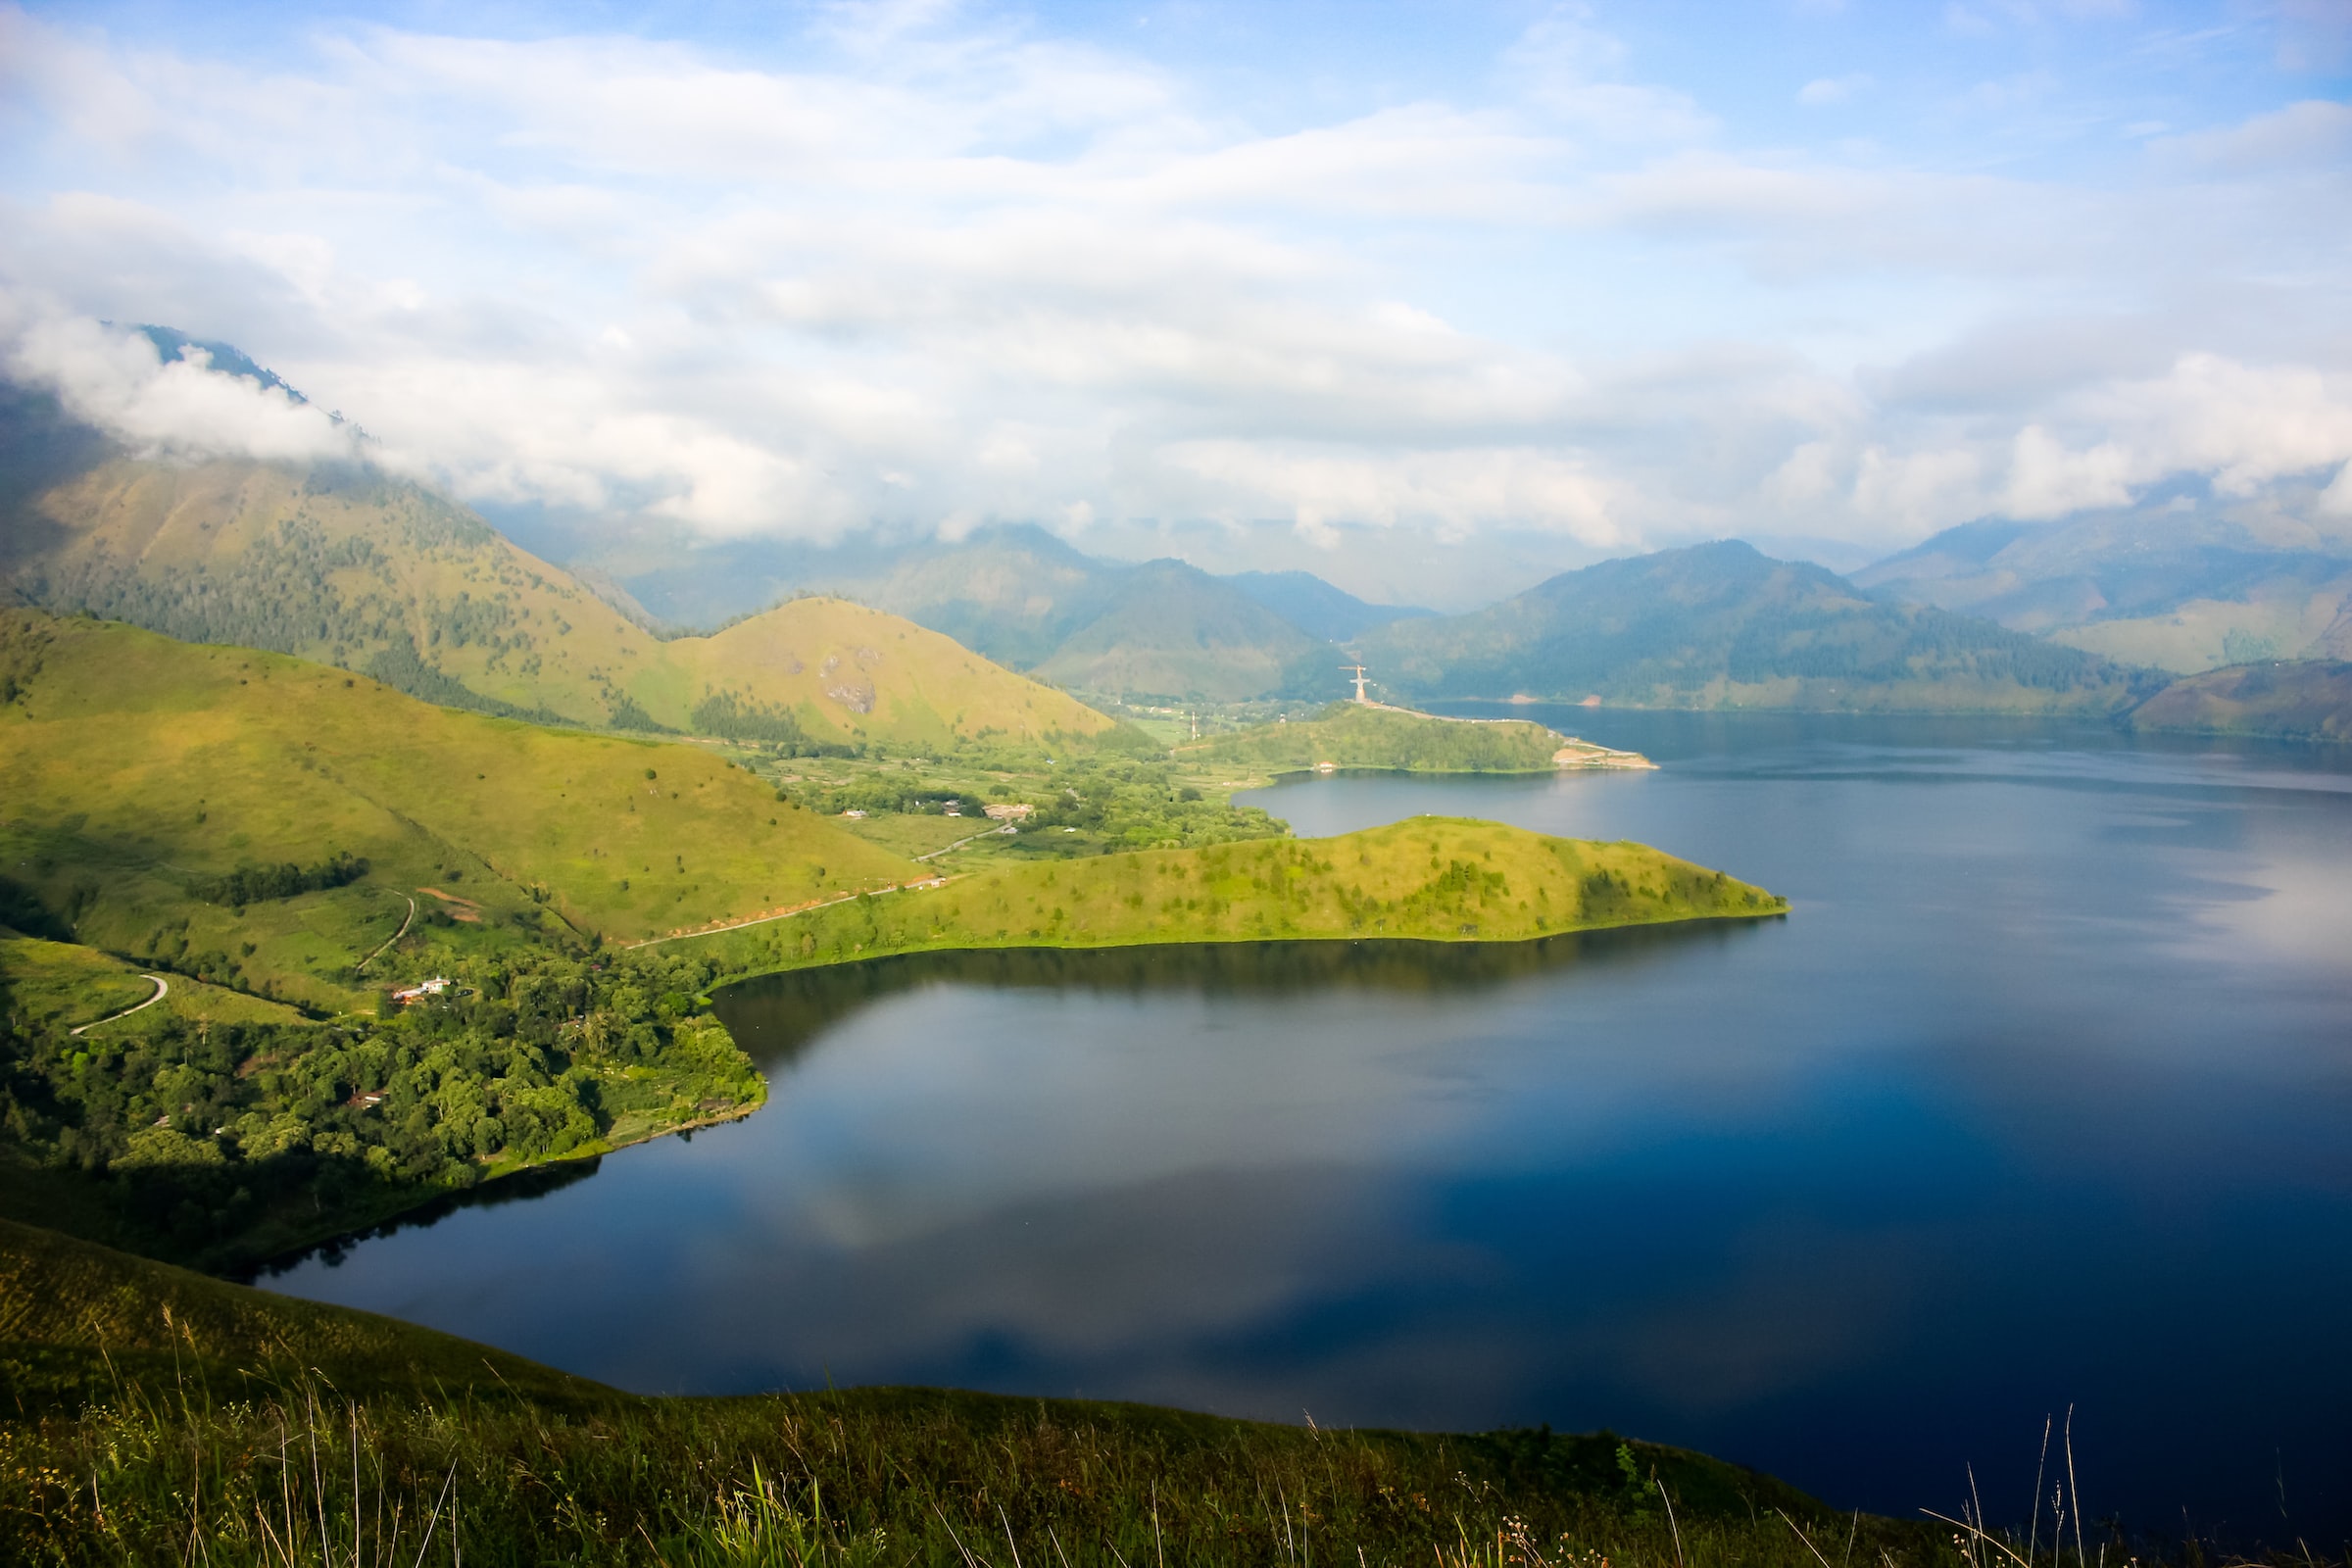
[0,288,358,465]
[0,3,2343,576]
[1796,74,1874,107]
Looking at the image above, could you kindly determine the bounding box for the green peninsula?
[0,609,1778,1274]
[1176,699,1653,777]
[681,815,1780,974]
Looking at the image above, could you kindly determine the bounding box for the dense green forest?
[0,936,761,1270]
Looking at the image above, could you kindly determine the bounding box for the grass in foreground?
[0,1220,1926,1568]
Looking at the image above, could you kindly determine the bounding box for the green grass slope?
[685,817,1783,973]
[0,933,305,1035]
[0,609,916,1010]
[0,389,1117,746]
[2127,659,2352,741]
[1355,539,2151,712]
[0,1215,604,1411]
[0,1216,1923,1568]
[1177,701,1581,773]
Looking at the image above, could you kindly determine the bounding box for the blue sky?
[1,0,2346,602]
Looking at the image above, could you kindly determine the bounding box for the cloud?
[0,288,358,465]
[1796,74,1873,107]
[0,1,2343,575]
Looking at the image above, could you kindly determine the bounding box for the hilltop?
[1175,701,1650,774]
[1352,539,2153,713]
[0,380,1116,747]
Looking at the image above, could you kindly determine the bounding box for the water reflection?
[714,925,1777,1069]
[259,718,2352,1542]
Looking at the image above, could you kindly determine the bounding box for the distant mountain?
[1854,501,2352,674]
[0,369,1116,750]
[648,522,1345,703]
[1351,539,2150,712]
[566,522,1426,704]
[1222,570,1433,642]
[2128,660,2352,742]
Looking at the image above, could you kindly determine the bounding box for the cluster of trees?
[187,852,369,908]
[0,946,761,1268]
[777,754,1285,854]
[686,690,858,755]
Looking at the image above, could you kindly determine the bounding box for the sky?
[1,0,2349,605]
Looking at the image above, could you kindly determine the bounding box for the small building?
[392,976,452,1004]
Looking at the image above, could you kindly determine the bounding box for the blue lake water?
[263,711,2352,1541]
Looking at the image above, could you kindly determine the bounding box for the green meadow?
[0,609,916,1013]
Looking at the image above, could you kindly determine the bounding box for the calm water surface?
[265,712,2352,1539]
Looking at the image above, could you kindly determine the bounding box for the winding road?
[72,974,169,1036]
[357,894,417,974]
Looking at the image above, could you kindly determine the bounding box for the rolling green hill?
[0,1214,606,1408]
[1173,701,1646,775]
[0,607,917,1012]
[0,385,1117,747]
[1352,539,2153,712]
[683,816,1783,974]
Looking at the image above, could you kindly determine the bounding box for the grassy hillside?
[0,1217,1923,1568]
[2127,660,2352,741]
[1354,540,2153,713]
[0,933,305,1035]
[1176,701,1594,774]
[0,608,916,1011]
[0,1215,604,1409]
[682,817,1783,974]
[0,389,1116,746]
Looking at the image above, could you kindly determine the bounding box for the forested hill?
[0,379,1117,750]
[1351,539,2155,712]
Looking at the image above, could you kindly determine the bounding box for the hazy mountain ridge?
[1351,540,2151,712]
[1855,501,2352,673]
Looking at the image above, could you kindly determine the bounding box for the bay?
[261,712,2352,1539]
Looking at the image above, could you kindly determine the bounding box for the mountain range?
[4,330,2347,733]
[1853,492,2352,673]
[0,384,1115,750]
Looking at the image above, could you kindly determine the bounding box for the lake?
[262,710,2352,1541]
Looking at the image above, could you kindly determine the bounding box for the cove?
[261,712,2352,1540]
